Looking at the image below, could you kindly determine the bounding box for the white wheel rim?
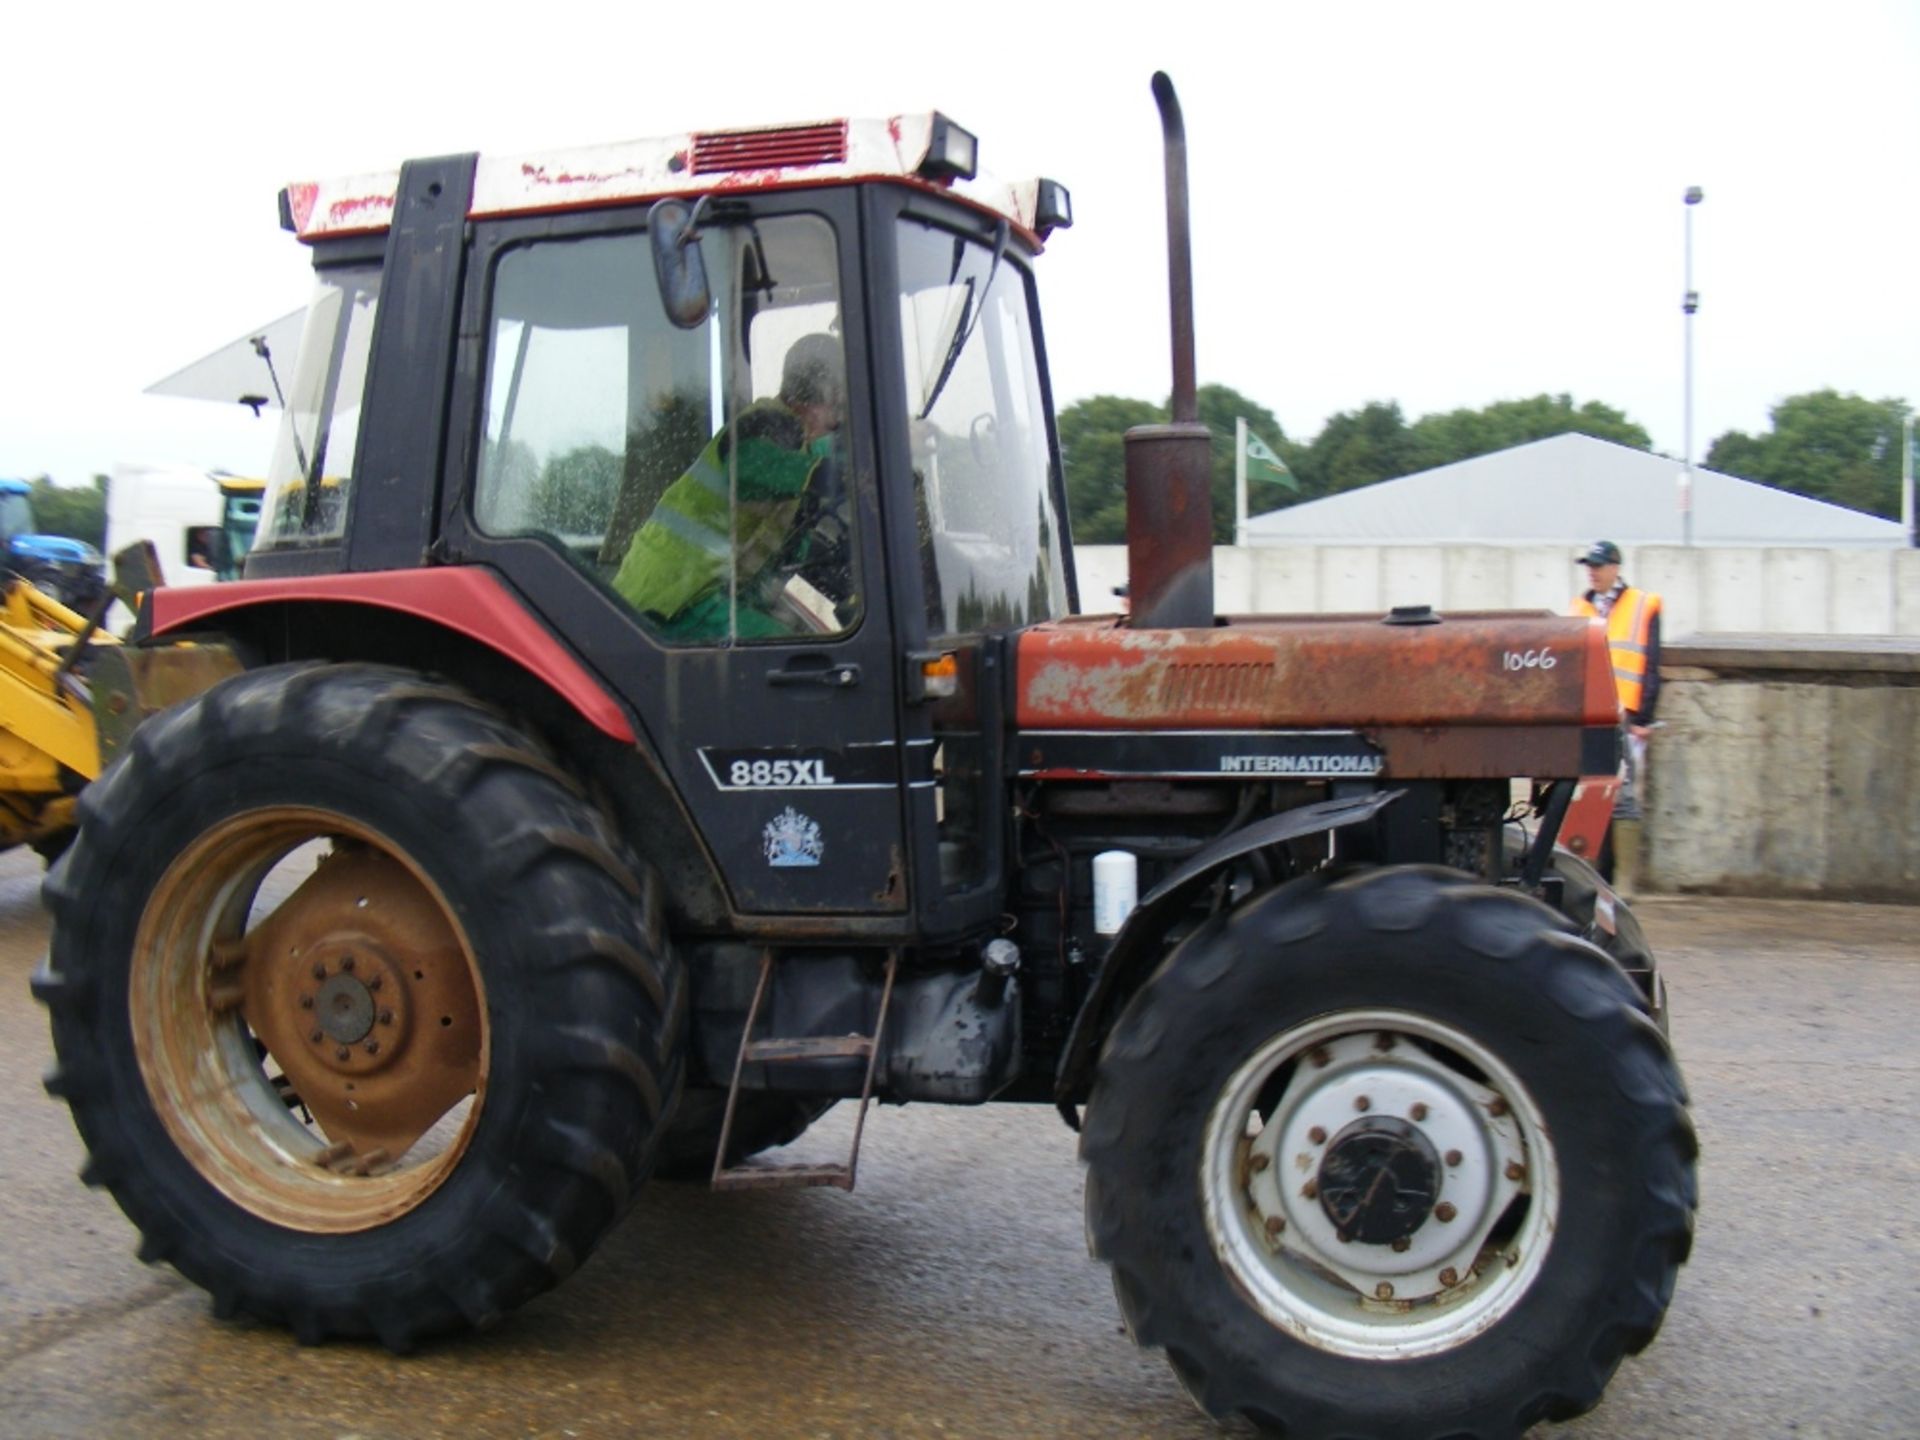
[1201,1008,1560,1359]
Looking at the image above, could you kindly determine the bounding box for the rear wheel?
[1082,867,1695,1440]
[1505,831,1661,1023]
[34,664,685,1347]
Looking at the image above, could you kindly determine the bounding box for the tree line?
[6,475,110,549]
[1059,386,1914,543]
[11,386,1911,554]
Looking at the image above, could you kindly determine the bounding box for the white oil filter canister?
[1092,850,1139,935]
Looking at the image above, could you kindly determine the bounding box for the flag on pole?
[1242,427,1298,490]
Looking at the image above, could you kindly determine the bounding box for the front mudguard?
[1052,790,1402,1117]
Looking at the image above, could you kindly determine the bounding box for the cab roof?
[282,113,1053,248]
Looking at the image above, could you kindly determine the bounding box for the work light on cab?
[920,114,979,181]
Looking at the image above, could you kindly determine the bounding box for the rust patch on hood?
[1016,613,1617,731]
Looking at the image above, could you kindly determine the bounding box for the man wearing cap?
[1572,541,1662,888]
[614,334,850,640]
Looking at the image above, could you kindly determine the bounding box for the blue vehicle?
[0,478,107,612]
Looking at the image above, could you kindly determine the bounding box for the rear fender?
[1053,789,1402,1115]
[146,567,635,744]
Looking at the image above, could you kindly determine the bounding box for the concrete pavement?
[2,846,1915,1438]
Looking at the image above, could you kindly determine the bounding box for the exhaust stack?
[1124,72,1215,630]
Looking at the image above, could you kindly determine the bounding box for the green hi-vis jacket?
[613,402,829,640]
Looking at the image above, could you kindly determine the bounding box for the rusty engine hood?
[1013,611,1620,780]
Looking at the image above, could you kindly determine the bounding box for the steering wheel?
[773,452,854,606]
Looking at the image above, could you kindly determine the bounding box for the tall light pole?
[1682,186,1703,547]
[1904,410,1916,549]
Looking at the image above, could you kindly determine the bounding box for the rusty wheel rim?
[130,807,489,1233]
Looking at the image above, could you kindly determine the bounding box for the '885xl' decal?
[698,744,900,791]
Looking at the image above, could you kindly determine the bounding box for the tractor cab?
[231,115,1077,937]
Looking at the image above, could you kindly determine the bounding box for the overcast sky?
[3,1,1914,491]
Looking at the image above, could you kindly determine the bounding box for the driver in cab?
[613,335,849,640]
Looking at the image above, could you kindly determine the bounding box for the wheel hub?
[235,845,482,1159]
[315,971,376,1044]
[291,936,413,1076]
[1317,1116,1440,1244]
[1208,1018,1551,1357]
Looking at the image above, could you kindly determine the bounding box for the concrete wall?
[1073,543,1920,636]
[1647,638,1920,903]
[1072,545,1920,901]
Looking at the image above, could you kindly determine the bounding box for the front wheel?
[34,664,686,1348]
[1082,867,1695,1440]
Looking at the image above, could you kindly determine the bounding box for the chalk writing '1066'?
[1501,648,1557,671]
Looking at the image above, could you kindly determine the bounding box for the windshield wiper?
[250,334,312,481]
[917,219,1008,421]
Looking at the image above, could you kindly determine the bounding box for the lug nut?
[1505,1161,1526,1182]
[378,1009,394,1026]
[1250,1153,1271,1173]
[1309,1047,1331,1069]
[1410,1102,1428,1121]
[365,1040,380,1056]
[299,995,314,1010]
[1445,1149,1463,1166]
[335,1046,350,1062]
[1391,1236,1411,1253]
[1302,1180,1319,1200]
[1264,1215,1286,1237]
[1308,1126,1327,1145]
[368,975,383,992]
[1439,1267,1459,1287]
[1354,1095,1371,1112]
[310,1030,323,1044]
[341,955,355,972]
[312,962,327,980]
[1375,1283,1394,1300]
[1435,1202,1457,1223]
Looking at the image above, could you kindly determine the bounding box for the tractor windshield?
[257,264,381,548]
[0,490,33,543]
[896,220,1068,638]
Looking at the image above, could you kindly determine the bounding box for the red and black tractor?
[35,76,1692,1440]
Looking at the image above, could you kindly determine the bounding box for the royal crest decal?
[763,806,825,867]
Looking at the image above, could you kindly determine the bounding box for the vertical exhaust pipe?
[1124,71,1215,629]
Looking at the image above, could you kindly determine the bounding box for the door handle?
[767,657,861,688]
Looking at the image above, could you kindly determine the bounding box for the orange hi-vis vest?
[1573,586,1660,714]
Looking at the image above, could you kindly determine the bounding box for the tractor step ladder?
[710,947,898,1192]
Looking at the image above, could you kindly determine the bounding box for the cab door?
[445,191,908,915]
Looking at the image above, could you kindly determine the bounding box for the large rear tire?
[1082,866,1695,1440]
[1504,831,1661,1024]
[33,663,686,1348]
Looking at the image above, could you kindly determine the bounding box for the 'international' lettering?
[1219,754,1384,776]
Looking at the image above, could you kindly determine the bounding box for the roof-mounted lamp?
[920,115,979,182]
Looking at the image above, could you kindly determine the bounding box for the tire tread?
[1081,866,1695,1440]
[35,663,684,1349]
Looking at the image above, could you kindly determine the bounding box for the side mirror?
[649,196,713,330]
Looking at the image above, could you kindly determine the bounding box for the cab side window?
[472,217,857,644]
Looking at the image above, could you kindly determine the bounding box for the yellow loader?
[0,550,239,858]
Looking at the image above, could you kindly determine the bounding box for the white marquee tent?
[1243,433,1907,549]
